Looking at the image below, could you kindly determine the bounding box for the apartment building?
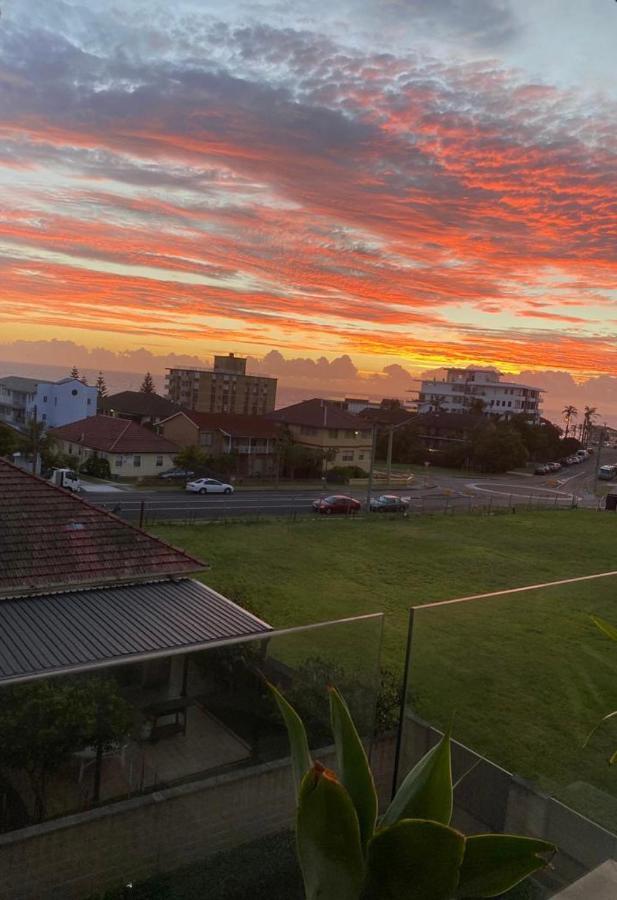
[165,354,276,416]
[417,368,543,422]
[0,375,97,429]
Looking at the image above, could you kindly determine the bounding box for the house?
[0,375,97,429]
[0,456,271,840]
[165,353,277,415]
[266,398,373,469]
[414,412,489,450]
[101,391,183,427]
[417,368,543,422]
[159,410,280,477]
[50,414,181,477]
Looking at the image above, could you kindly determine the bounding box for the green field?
[153,510,617,830]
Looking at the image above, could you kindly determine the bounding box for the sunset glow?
[1,1,617,395]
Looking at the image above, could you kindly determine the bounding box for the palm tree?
[562,404,578,440]
[582,405,599,446]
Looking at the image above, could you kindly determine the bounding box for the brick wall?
[0,736,396,900]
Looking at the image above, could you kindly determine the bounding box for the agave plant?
[270,683,555,900]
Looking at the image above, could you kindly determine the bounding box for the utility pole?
[31,405,39,475]
[366,425,378,509]
[386,426,394,486]
[593,423,607,495]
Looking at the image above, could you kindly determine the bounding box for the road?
[85,452,616,522]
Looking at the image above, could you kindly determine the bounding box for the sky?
[1,1,617,416]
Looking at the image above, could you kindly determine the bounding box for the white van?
[599,465,617,481]
[48,468,81,492]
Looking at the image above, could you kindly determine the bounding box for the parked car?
[312,495,361,515]
[369,494,410,513]
[534,465,549,475]
[599,465,617,481]
[159,467,195,481]
[547,462,561,472]
[186,477,234,494]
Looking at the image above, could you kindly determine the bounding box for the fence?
[94,490,584,526]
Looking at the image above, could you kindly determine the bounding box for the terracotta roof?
[102,391,183,419]
[0,458,204,599]
[165,410,279,439]
[267,399,368,430]
[359,407,415,426]
[50,415,180,454]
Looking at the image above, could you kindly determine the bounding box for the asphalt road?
[85,453,615,522]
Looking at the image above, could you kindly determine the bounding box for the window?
[358,454,365,461]
[328,429,338,438]
[342,453,354,462]
[133,455,141,468]
[42,413,47,421]
[71,389,78,396]
[156,455,163,467]
[87,398,91,405]
[199,432,213,447]
[42,395,47,402]
[115,456,123,467]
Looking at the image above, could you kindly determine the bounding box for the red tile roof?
[266,399,369,430]
[165,410,279,439]
[50,415,180,454]
[0,459,205,599]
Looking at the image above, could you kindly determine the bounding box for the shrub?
[80,455,111,479]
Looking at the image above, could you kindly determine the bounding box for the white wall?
[27,379,98,427]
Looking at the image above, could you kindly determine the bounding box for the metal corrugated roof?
[0,579,271,683]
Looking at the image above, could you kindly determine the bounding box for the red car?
[312,495,362,515]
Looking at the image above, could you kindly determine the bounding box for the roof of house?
[102,391,183,419]
[0,458,204,598]
[165,410,279,439]
[359,407,415,427]
[0,375,48,393]
[0,579,270,683]
[50,415,180,454]
[267,399,368,430]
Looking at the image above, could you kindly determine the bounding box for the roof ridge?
[108,418,133,451]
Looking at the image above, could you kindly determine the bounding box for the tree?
[80,374,89,385]
[70,366,80,380]
[0,423,18,458]
[562,405,578,440]
[0,677,132,820]
[467,398,486,416]
[140,372,156,393]
[472,423,528,473]
[582,406,599,447]
[19,420,57,474]
[95,371,107,397]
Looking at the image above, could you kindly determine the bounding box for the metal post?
[31,405,39,475]
[391,608,416,800]
[139,500,145,529]
[366,425,378,509]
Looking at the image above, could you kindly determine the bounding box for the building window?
[133,455,141,468]
[42,413,47,421]
[156,455,163,467]
[199,432,213,447]
[328,429,338,438]
[342,453,354,462]
[115,456,123,467]
[358,454,365,461]
[87,398,92,405]
[42,395,47,402]
[72,389,78,396]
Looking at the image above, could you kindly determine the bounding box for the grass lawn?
[153,510,617,829]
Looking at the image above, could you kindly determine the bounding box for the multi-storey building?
[165,354,276,416]
[0,376,97,429]
[417,368,543,422]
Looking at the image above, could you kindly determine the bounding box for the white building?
[417,369,543,422]
[0,376,98,430]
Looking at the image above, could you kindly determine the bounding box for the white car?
[186,478,234,495]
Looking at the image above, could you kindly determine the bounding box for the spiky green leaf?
[329,686,377,851]
[457,834,555,898]
[268,681,312,797]
[381,731,452,827]
[297,763,365,900]
[591,615,617,643]
[363,819,465,900]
